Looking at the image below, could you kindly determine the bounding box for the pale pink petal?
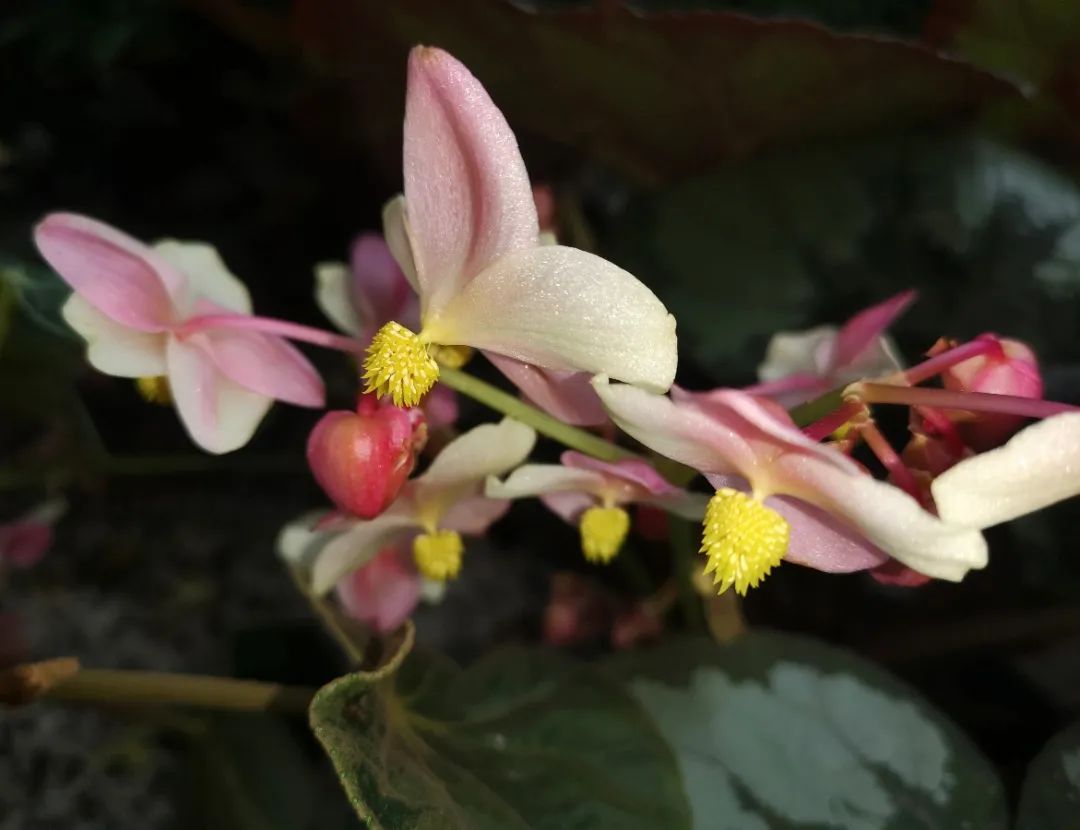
[743,373,830,408]
[832,289,916,370]
[561,451,678,497]
[0,521,53,569]
[201,329,324,407]
[403,46,537,314]
[420,418,536,488]
[767,496,890,573]
[486,352,608,425]
[421,384,459,431]
[439,495,512,535]
[311,514,420,595]
[62,296,168,377]
[435,246,676,392]
[152,240,252,316]
[485,464,608,501]
[314,262,362,336]
[382,195,420,293]
[541,491,596,524]
[350,233,417,333]
[335,547,422,632]
[165,335,273,454]
[931,412,1080,529]
[756,327,836,383]
[34,213,178,331]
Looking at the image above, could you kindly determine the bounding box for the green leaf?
[607,633,1007,829]
[1016,718,1080,829]
[309,647,691,830]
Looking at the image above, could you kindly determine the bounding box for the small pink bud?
[942,335,1043,450]
[0,521,53,569]
[542,573,612,647]
[306,395,425,519]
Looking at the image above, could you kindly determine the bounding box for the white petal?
[153,239,252,315]
[931,413,1080,529]
[276,510,335,566]
[165,335,271,454]
[62,295,168,377]
[757,326,836,382]
[777,453,988,581]
[485,465,607,500]
[431,246,677,393]
[420,418,537,488]
[382,194,420,293]
[314,261,362,335]
[310,514,420,595]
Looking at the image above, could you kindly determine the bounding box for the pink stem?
[803,400,864,442]
[852,383,1079,419]
[178,314,365,355]
[858,419,921,499]
[914,406,967,457]
[893,337,1002,386]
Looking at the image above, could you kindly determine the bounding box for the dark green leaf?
[1016,718,1080,829]
[607,633,1007,829]
[309,647,690,830]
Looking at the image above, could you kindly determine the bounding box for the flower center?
[363,321,440,407]
[412,529,464,581]
[700,488,789,595]
[136,376,172,405]
[429,343,473,369]
[579,505,630,564]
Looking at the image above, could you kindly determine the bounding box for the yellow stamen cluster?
[363,321,439,407]
[701,488,789,596]
[579,505,630,564]
[413,529,464,581]
[429,343,473,370]
[136,376,172,405]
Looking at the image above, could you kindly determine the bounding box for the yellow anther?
[413,529,464,581]
[363,321,440,407]
[136,376,172,405]
[701,488,789,596]
[429,343,473,370]
[579,505,630,564]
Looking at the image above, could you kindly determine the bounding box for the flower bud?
[942,336,1043,450]
[306,395,425,519]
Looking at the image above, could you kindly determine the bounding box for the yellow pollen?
[136,376,172,405]
[363,321,440,407]
[429,343,473,369]
[700,488,789,596]
[579,505,630,564]
[413,529,464,581]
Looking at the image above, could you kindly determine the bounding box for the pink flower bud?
[306,395,426,519]
[942,336,1043,450]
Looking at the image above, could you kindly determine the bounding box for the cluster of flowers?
[28,47,1080,633]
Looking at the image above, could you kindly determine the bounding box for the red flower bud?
[306,395,426,519]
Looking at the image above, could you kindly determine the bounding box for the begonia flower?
[35,214,324,454]
[932,412,1080,530]
[334,546,422,633]
[287,418,536,594]
[593,376,988,594]
[0,499,65,571]
[486,451,706,564]
[360,47,676,409]
[752,290,914,407]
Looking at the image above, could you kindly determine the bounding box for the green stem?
[438,366,637,464]
[788,384,846,428]
[670,517,705,631]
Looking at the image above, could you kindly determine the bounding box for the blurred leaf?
[2,259,77,338]
[281,0,1017,182]
[1016,717,1080,830]
[607,634,1007,829]
[309,647,690,829]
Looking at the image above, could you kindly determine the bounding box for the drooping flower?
[751,290,915,407]
[0,499,65,571]
[285,418,536,595]
[593,376,987,594]
[34,214,324,454]
[486,451,706,564]
[334,546,423,633]
[361,47,676,409]
[306,394,426,519]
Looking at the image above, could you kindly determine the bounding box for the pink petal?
[487,352,608,426]
[34,213,181,331]
[440,495,511,535]
[767,496,890,573]
[403,46,538,314]
[540,491,596,524]
[0,521,54,569]
[832,289,916,370]
[350,233,418,334]
[166,335,273,454]
[421,384,459,431]
[869,560,932,587]
[743,373,830,407]
[201,329,324,408]
[561,451,677,497]
[335,546,422,633]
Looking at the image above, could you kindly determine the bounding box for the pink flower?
[334,546,421,633]
[487,451,705,563]
[359,47,676,412]
[35,214,324,454]
[592,376,987,594]
[0,499,65,570]
[751,290,915,407]
[280,418,536,594]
